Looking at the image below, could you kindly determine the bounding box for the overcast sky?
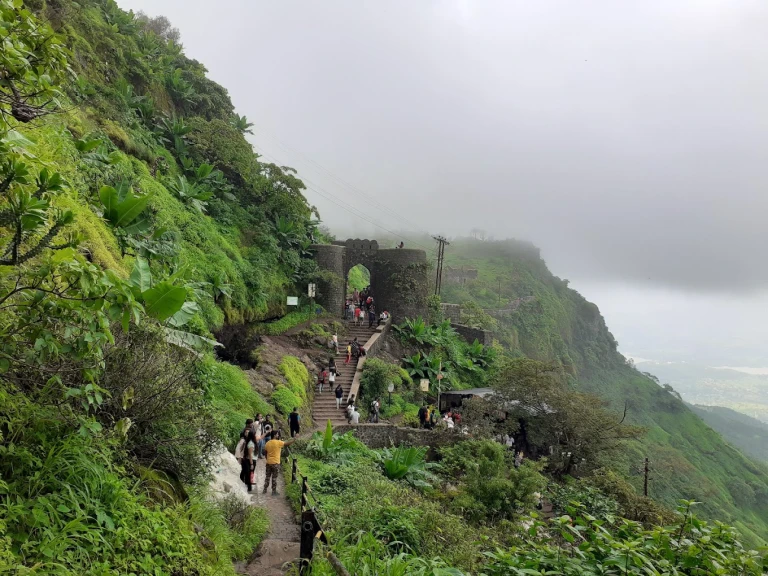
[119,0,768,367]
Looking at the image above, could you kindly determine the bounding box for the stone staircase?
[312,323,376,426]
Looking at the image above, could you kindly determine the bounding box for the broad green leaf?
[129,257,152,293]
[141,282,186,322]
[168,300,200,327]
[162,327,222,351]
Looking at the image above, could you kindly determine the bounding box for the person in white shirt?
[350,409,360,424]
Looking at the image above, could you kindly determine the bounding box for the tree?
[230,114,254,135]
[0,0,71,124]
[491,357,643,475]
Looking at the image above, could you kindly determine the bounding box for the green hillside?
[1,0,766,572]
[690,404,768,462]
[440,237,768,544]
[0,1,317,573]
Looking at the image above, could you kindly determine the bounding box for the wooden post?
[299,510,316,574]
[291,457,297,484]
[301,476,308,511]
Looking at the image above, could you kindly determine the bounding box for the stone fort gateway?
[311,239,429,321]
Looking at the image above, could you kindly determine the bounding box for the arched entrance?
[311,239,429,321]
[347,263,371,295]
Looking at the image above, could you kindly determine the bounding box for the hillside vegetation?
[440,237,768,543]
[690,404,768,462]
[0,0,766,573]
[0,0,317,573]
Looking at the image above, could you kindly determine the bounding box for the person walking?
[263,430,297,496]
[328,367,338,394]
[429,406,438,430]
[288,407,301,438]
[349,407,360,424]
[335,382,344,409]
[370,397,380,423]
[345,341,352,364]
[418,404,428,429]
[351,338,360,360]
[332,333,339,354]
[347,301,355,322]
[329,357,336,374]
[241,428,260,492]
[318,369,328,394]
[368,306,376,328]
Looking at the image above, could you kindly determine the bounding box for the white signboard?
[286,296,298,306]
[308,283,316,297]
[420,379,430,392]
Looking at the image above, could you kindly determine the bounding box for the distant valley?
[635,360,768,423]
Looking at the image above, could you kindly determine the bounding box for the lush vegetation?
[288,430,767,574]
[394,317,497,391]
[0,0,324,572]
[347,263,370,291]
[690,403,768,462]
[439,236,768,543]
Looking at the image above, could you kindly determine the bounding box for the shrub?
[271,385,302,416]
[195,355,271,449]
[99,325,218,483]
[279,355,310,402]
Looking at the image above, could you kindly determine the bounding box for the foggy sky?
[117,0,768,366]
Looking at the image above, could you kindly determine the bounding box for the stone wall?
[372,248,428,321]
[310,244,345,315]
[453,323,493,345]
[440,303,461,323]
[348,316,392,403]
[312,240,428,322]
[332,423,461,450]
[443,266,478,284]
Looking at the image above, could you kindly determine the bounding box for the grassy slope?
[690,404,768,462]
[440,237,768,544]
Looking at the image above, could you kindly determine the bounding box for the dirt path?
[240,459,300,576]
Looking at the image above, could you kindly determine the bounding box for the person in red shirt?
[318,369,328,393]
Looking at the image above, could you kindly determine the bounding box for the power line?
[252,145,431,250]
[250,125,424,232]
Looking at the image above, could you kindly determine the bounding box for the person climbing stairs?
[312,324,376,426]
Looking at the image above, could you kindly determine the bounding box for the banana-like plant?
[376,445,439,488]
[166,175,213,213]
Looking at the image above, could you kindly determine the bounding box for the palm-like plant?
[166,176,213,213]
[394,317,432,345]
[376,445,439,488]
[230,114,253,135]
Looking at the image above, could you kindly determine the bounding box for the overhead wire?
[250,124,425,232]
[252,144,431,250]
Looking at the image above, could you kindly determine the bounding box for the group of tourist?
[235,415,296,495]
[318,357,346,409]
[417,404,462,430]
[345,337,366,364]
[346,287,389,328]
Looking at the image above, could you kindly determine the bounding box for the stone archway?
[311,239,429,321]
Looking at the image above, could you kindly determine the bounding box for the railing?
[347,315,392,404]
[290,457,350,576]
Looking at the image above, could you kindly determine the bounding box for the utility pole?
[432,235,450,296]
[497,275,502,305]
[643,457,650,497]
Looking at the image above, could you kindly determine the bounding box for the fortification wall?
[440,303,461,323]
[332,424,461,450]
[373,248,428,321]
[310,244,345,314]
[453,324,492,345]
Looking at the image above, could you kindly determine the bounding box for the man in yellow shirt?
[263,430,297,495]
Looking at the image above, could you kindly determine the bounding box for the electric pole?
[432,235,450,296]
[643,457,649,497]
